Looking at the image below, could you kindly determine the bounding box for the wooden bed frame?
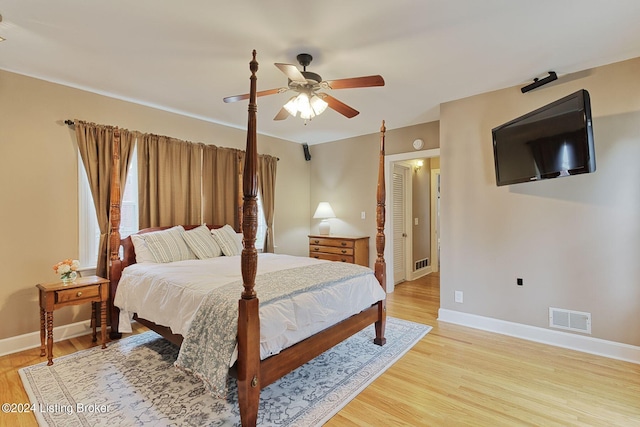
[106,50,387,426]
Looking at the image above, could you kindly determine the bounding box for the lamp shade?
[283,93,329,120]
[313,202,336,219]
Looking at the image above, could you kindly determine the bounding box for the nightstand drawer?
[56,285,100,303]
[310,252,355,263]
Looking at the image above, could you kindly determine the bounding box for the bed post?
[237,50,261,427]
[108,128,123,339]
[374,121,387,346]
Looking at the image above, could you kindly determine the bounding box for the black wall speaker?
[302,143,311,161]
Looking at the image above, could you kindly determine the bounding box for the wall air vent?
[415,258,429,270]
[549,307,591,334]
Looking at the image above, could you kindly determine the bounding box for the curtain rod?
[64,119,278,160]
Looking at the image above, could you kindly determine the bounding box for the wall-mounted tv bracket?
[521,71,557,93]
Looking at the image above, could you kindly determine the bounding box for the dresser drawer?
[310,252,355,263]
[309,245,354,256]
[56,285,100,303]
[308,237,354,248]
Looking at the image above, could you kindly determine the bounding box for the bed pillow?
[211,224,243,256]
[130,234,156,263]
[182,224,223,259]
[141,225,196,263]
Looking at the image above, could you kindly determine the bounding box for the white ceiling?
[2,1,640,145]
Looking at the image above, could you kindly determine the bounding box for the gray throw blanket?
[174,261,373,397]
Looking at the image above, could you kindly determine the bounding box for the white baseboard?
[438,308,640,364]
[0,320,92,357]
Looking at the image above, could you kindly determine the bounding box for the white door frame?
[430,168,441,273]
[384,148,440,293]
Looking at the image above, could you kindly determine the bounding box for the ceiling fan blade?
[275,63,307,84]
[324,75,385,90]
[223,88,284,103]
[320,94,360,118]
[273,107,290,121]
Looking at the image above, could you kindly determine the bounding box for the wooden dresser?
[308,235,370,267]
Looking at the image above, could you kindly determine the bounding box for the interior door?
[393,164,407,284]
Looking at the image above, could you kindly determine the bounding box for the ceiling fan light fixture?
[283,96,299,116]
[295,93,311,112]
[310,95,328,115]
[300,109,315,120]
[287,92,317,120]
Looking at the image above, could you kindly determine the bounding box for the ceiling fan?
[223,53,385,121]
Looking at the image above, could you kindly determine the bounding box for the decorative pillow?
[141,225,196,263]
[130,234,156,263]
[211,224,243,256]
[182,224,223,259]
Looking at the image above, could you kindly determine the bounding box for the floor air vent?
[415,258,429,270]
[549,307,591,334]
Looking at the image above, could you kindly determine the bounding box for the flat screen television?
[491,89,596,186]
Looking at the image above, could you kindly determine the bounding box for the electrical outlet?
[517,278,523,286]
[361,211,366,219]
[414,217,419,225]
[455,291,463,303]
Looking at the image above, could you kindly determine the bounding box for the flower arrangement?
[53,259,80,283]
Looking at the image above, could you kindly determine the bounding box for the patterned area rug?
[19,317,430,426]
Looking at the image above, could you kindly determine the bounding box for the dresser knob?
[341,250,346,254]
[314,240,319,244]
[76,291,82,297]
[341,259,347,262]
[314,247,320,251]
[341,242,347,246]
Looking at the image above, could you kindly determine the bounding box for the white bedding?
[114,253,386,361]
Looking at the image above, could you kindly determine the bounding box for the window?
[78,156,100,269]
[79,145,268,267]
[255,192,267,251]
[78,147,138,269]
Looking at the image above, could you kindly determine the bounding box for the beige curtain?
[137,134,202,228]
[76,122,135,278]
[202,145,244,229]
[258,155,278,252]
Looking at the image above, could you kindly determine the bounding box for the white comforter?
[114,253,386,360]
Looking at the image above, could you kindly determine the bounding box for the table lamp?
[313,202,336,235]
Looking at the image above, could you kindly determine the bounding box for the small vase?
[61,271,78,284]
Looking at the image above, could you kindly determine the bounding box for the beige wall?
[310,122,440,268]
[440,57,640,346]
[0,70,310,340]
[412,158,432,264]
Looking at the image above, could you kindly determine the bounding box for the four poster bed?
[106,51,388,426]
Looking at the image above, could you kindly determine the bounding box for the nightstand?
[308,235,370,267]
[37,275,109,365]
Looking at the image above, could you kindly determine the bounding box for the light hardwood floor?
[2,273,639,426]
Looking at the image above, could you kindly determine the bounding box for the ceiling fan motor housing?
[297,53,313,68]
[301,71,322,84]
